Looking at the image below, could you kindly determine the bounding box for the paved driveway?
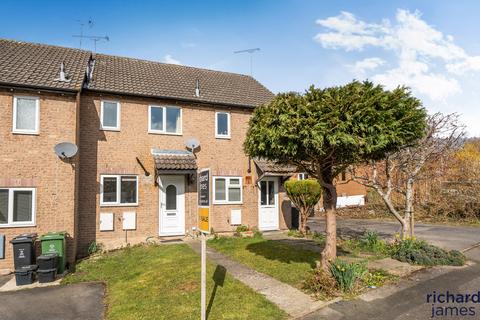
[0,282,105,320]
[308,217,480,260]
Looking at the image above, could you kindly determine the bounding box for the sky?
[1,0,479,136]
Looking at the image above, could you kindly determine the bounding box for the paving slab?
[187,240,333,318]
[366,258,424,277]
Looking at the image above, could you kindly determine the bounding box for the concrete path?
[0,282,105,320]
[187,240,332,318]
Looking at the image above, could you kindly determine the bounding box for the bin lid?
[10,233,38,244]
[15,265,38,272]
[40,232,66,240]
[38,253,58,260]
[37,268,57,273]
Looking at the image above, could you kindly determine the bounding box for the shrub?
[303,267,339,299]
[235,225,249,233]
[390,238,465,266]
[312,231,326,244]
[362,269,398,288]
[329,259,367,292]
[251,227,263,238]
[284,179,322,234]
[287,229,305,238]
[359,231,388,254]
[88,241,103,255]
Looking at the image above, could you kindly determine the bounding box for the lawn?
[63,244,287,320]
[208,236,319,288]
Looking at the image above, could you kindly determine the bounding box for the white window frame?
[298,173,309,180]
[213,176,242,204]
[148,105,183,135]
[215,111,231,139]
[0,188,36,228]
[100,100,121,131]
[13,96,40,134]
[100,175,138,206]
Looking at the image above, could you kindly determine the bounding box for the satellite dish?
[54,142,78,159]
[185,138,200,151]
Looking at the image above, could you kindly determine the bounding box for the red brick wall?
[0,89,78,272]
[77,93,292,255]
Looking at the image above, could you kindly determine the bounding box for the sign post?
[198,169,210,320]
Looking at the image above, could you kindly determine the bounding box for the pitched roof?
[87,53,274,107]
[254,158,297,177]
[153,150,198,171]
[0,39,91,91]
[0,38,274,107]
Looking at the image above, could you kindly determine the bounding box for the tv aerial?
[234,48,261,76]
[73,18,109,51]
[54,142,78,160]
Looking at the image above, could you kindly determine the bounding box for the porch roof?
[153,149,198,171]
[253,158,297,177]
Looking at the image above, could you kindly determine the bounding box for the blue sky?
[1,1,479,135]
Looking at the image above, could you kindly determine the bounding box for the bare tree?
[352,113,465,239]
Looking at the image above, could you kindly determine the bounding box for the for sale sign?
[198,169,210,234]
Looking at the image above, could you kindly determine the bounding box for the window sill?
[215,135,231,140]
[0,223,36,228]
[148,130,183,136]
[100,203,139,207]
[100,127,121,132]
[213,202,243,205]
[12,131,39,135]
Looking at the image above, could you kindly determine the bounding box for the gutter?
[0,82,79,95]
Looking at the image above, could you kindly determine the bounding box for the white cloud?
[314,9,480,101]
[163,54,181,65]
[349,57,386,75]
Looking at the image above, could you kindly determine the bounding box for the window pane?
[121,176,137,204]
[150,106,164,131]
[268,181,275,205]
[13,191,32,222]
[215,178,226,201]
[166,185,177,210]
[16,98,37,131]
[166,107,181,133]
[260,181,267,205]
[228,187,241,202]
[217,113,229,136]
[0,190,8,224]
[103,177,117,203]
[230,178,240,185]
[103,102,118,128]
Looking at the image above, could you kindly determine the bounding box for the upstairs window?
[13,96,39,134]
[215,112,230,139]
[149,106,182,135]
[0,188,36,227]
[100,175,138,206]
[101,101,120,131]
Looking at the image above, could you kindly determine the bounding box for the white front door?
[159,175,185,236]
[258,177,279,231]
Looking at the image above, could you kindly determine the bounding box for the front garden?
[208,230,466,300]
[63,243,287,320]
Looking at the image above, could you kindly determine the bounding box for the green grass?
[63,244,287,320]
[208,236,319,288]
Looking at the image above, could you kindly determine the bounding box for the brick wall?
[0,89,78,272]
[77,93,293,256]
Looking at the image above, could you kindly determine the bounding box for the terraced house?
[0,39,366,273]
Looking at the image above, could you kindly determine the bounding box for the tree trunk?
[319,168,337,271]
[405,178,415,238]
[299,208,308,235]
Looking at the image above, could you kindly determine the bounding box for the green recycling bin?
[40,232,67,274]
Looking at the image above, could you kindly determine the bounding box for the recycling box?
[10,233,37,269]
[40,232,66,274]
